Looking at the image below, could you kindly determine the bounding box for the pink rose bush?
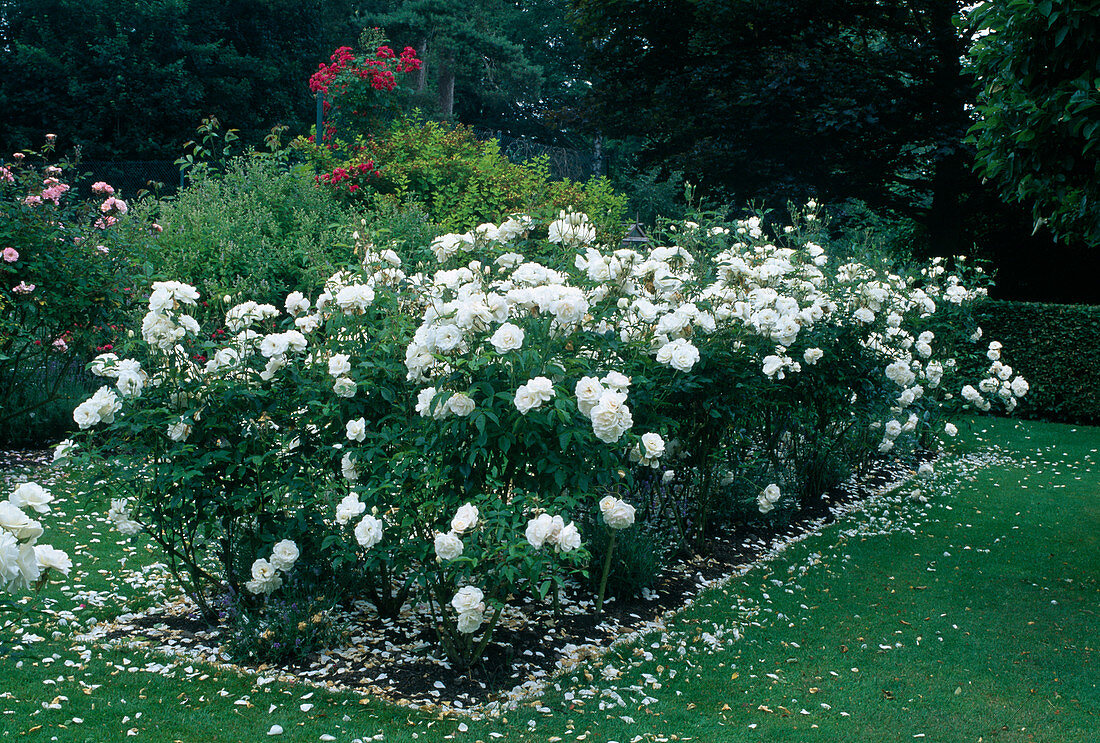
[1,141,135,433]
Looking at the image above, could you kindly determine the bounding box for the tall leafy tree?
[0,0,361,158]
[356,0,585,141]
[572,1,977,246]
[965,0,1100,247]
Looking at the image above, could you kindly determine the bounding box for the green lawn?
[2,416,1097,742]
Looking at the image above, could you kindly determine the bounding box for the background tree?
[964,0,1100,247]
[355,0,586,142]
[0,0,362,159]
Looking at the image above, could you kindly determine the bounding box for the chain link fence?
[74,160,185,198]
[471,128,601,182]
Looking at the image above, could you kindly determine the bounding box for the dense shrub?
[300,117,627,236]
[135,157,370,310]
[63,205,1023,670]
[966,300,1100,424]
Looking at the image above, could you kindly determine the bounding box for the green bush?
[300,117,628,236]
[967,300,1100,424]
[137,157,369,309]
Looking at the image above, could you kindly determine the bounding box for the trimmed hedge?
[971,300,1100,424]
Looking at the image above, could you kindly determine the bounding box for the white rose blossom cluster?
[245,539,299,596]
[1,482,72,593]
[334,492,386,549]
[451,585,487,634]
[757,483,782,514]
[434,502,480,562]
[141,281,201,351]
[525,512,582,552]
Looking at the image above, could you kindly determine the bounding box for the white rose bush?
[63,203,1026,670]
[1,482,72,612]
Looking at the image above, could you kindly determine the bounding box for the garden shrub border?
[970,299,1100,424]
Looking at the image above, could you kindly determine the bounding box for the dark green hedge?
[971,300,1100,424]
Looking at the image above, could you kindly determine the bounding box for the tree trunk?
[437,52,455,119]
[416,38,428,93]
[925,1,971,256]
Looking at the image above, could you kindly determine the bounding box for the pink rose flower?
[91,181,115,195]
[2,247,18,263]
[12,281,36,294]
[100,196,128,215]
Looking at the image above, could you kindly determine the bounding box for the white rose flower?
[416,387,442,418]
[90,353,120,377]
[33,544,72,576]
[346,417,367,442]
[354,515,384,549]
[514,377,555,415]
[451,585,485,615]
[525,513,556,549]
[1011,376,1029,398]
[557,522,582,552]
[803,347,824,365]
[15,544,40,587]
[285,291,311,316]
[599,496,635,529]
[9,483,52,514]
[574,376,605,418]
[245,558,282,595]
[52,439,76,463]
[270,540,300,572]
[447,392,476,417]
[73,401,101,429]
[456,609,485,634]
[335,284,376,314]
[333,377,357,398]
[762,483,781,503]
[589,389,633,443]
[0,532,18,585]
[259,356,286,381]
[336,493,366,525]
[641,432,665,461]
[340,454,359,482]
[259,333,290,359]
[295,314,321,334]
[451,503,479,534]
[0,501,32,538]
[328,353,352,378]
[490,323,525,354]
[917,462,934,479]
[434,531,464,561]
[944,422,958,437]
[656,338,700,372]
[167,420,192,442]
[602,371,631,392]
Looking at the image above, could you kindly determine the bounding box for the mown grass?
[2,416,1096,742]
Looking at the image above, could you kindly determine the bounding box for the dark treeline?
[0,0,1093,302]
